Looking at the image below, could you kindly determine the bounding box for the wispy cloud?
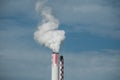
[48,0,120,39]
[0,0,120,80]
[0,49,120,80]
[64,50,120,80]
[1,0,120,39]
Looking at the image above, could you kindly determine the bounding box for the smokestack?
[34,1,65,80]
[52,52,59,80]
[59,55,64,80]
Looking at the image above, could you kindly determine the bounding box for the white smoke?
[34,1,65,53]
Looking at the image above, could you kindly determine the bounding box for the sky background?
[0,0,120,80]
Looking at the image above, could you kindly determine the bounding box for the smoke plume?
[34,1,65,53]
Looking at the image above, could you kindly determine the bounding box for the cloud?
[1,0,120,39]
[0,18,36,52]
[0,49,120,80]
[0,1,120,80]
[47,0,120,39]
[0,50,51,80]
[0,19,35,38]
[64,50,120,80]
[0,0,39,26]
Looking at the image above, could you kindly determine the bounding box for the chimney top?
[60,55,63,60]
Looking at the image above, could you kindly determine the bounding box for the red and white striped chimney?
[52,52,59,80]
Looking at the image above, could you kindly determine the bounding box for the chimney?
[59,55,64,80]
[52,52,59,80]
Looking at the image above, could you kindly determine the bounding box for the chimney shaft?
[52,52,59,80]
[59,55,64,80]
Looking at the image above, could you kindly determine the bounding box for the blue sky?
[0,0,120,80]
